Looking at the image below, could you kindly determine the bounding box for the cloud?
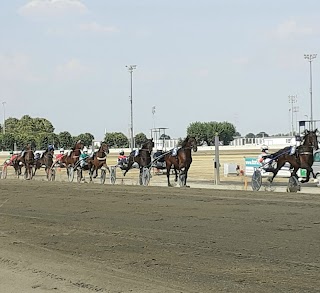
[0,53,41,82]
[79,22,119,34]
[271,20,315,39]
[55,58,89,80]
[19,0,88,19]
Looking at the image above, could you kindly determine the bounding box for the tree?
[256,132,269,138]
[187,121,236,146]
[135,132,147,147]
[245,133,255,138]
[5,117,19,133]
[58,131,73,149]
[75,133,95,147]
[33,118,54,133]
[159,134,171,140]
[186,121,207,144]
[104,132,129,148]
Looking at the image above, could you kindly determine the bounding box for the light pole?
[293,106,299,134]
[2,101,6,134]
[126,65,137,151]
[304,54,317,130]
[152,106,156,129]
[288,95,297,136]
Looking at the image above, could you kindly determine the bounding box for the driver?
[258,145,275,172]
[79,147,89,168]
[117,150,128,166]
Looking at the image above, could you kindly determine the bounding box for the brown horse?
[268,129,319,183]
[11,154,24,178]
[123,138,154,185]
[22,145,34,180]
[87,142,110,182]
[60,140,84,171]
[33,150,54,179]
[164,136,198,187]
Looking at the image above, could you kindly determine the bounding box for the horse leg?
[268,160,285,183]
[300,168,311,183]
[184,167,190,187]
[139,168,143,185]
[166,164,172,187]
[123,158,133,176]
[174,168,178,182]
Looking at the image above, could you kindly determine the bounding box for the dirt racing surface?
[1,180,320,292]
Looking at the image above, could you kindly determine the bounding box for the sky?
[1,0,320,140]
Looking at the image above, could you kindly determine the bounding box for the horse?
[21,145,35,180]
[164,136,198,187]
[60,140,84,170]
[87,142,110,182]
[268,129,319,184]
[11,154,24,178]
[123,138,154,185]
[33,150,54,179]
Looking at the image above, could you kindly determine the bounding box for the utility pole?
[304,54,317,130]
[126,65,137,151]
[152,106,156,129]
[2,101,6,134]
[288,95,297,136]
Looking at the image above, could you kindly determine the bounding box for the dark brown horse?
[268,129,319,183]
[164,136,198,187]
[11,154,24,178]
[87,142,110,182]
[123,138,154,185]
[22,145,34,180]
[33,149,54,179]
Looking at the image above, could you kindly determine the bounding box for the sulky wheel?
[100,168,106,184]
[2,165,7,179]
[251,169,262,191]
[68,167,74,182]
[287,176,300,193]
[142,167,151,186]
[110,166,116,185]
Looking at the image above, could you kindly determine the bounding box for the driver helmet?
[60,147,64,153]
[83,146,88,153]
[119,150,124,156]
[48,145,54,151]
[261,145,268,152]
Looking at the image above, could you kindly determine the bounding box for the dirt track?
[1,180,320,292]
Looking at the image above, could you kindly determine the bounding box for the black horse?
[123,138,154,185]
[164,136,198,187]
[268,129,319,183]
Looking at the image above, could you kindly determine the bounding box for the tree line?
[1,115,249,151]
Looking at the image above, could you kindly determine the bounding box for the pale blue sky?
[1,0,320,140]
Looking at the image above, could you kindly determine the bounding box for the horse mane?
[181,136,189,147]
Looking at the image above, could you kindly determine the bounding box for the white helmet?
[60,148,64,153]
[261,145,268,151]
[83,146,88,153]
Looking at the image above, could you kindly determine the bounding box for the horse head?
[303,129,319,150]
[182,136,198,152]
[100,142,110,154]
[73,140,84,150]
[188,136,198,152]
[141,138,154,153]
